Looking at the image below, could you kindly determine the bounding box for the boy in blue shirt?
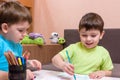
[0,1,41,80]
[52,12,113,79]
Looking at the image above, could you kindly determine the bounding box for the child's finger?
[26,69,34,80]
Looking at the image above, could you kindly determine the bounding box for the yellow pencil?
[18,57,22,65]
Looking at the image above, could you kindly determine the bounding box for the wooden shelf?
[22,44,63,64]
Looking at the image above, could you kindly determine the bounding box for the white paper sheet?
[34,70,120,80]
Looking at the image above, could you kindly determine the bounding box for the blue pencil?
[66,50,76,80]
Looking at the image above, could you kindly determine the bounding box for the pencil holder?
[9,63,26,80]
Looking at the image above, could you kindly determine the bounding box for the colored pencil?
[66,50,76,80]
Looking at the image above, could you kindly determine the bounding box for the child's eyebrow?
[17,27,26,30]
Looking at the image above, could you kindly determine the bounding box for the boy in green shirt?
[52,12,113,79]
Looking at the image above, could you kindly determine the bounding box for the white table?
[33,70,120,80]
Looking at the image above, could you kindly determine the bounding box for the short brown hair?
[0,1,32,30]
[79,12,104,33]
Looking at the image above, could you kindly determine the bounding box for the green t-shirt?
[59,42,113,75]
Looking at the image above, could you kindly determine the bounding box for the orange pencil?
[4,51,18,65]
[8,51,18,65]
[22,50,30,60]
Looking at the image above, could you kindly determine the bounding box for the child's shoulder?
[97,45,106,49]
[97,45,109,53]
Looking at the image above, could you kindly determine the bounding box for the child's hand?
[26,69,35,80]
[61,62,75,75]
[89,71,105,79]
[27,60,42,71]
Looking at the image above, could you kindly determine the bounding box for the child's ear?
[1,23,9,33]
[100,31,105,40]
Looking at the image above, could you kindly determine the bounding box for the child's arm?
[52,53,74,75]
[89,70,112,79]
[0,71,8,80]
[23,50,42,71]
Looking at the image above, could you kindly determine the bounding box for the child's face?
[4,21,30,43]
[79,28,104,49]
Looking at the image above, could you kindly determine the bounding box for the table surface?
[33,70,120,80]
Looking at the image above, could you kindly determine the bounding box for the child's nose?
[23,32,27,37]
[86,36,91,41]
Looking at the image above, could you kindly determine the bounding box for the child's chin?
[86,45,95,48]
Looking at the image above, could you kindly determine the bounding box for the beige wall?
[33,0,120,43]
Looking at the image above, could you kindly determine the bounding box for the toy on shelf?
[29,33,43,39]
[58,37,66,44]
[50,32,59,44]
[21,33,45,45]
[50,32,65,44]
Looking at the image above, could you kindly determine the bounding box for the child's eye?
[91,35,96,37]
[82,35,87,37]
[18,30,24,32]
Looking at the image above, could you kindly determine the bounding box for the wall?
[33,0,120,43]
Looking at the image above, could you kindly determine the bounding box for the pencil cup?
[9,64,26,80]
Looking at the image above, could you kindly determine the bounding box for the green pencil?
[66,50,76,80]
